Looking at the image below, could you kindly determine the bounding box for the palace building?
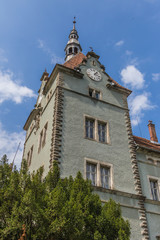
[23,20,160,240]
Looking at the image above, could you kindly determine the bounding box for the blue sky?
[0,0,160,167]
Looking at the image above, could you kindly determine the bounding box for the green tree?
[0,156,130,240]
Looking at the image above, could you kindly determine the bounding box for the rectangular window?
[89,88,100,100]
[85,159,112,189]
[95,90,100,99]
[100,166,110,189]
[27,151,30,164]
[42,122,48,147]
[150,179,159,201]
[38,129,43,153]
[28,146,33,167]
[89,88,94,97]
[86,162,97,186]
[98,122,106,142]
[27,146,33,167]
[84,116,109,144]
[85,118,95,139]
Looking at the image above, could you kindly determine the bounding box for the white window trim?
[147,175,160,201]
[84,157,113,189]
[84,114,110,144]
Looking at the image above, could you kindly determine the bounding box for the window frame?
[42,122,48,147]
[38,121,48,153]
[27,145,34,167]
[84,115,110,144]
[38,129,43,153]
[84,158,113,189]
[147,175,160,201]
[86,162,97,186]
[98,121,107,143]
[88,87,101,100]
[85,118,95,140]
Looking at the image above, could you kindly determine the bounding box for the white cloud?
[0,48,8,63]
[120,65,145,90]
[152,73,160,82]
[0,69,36,104]
[125,50,132,56]
[115,40,124,47]
[38,39,64,64]
[0,121,25,169]
[129,92,154,126]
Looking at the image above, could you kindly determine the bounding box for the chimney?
[148,120,158,142]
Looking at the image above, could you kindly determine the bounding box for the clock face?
[86,68,101,81]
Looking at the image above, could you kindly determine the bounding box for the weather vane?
[89,47,93,52]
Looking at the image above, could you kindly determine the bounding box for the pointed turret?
[64,17,82,62]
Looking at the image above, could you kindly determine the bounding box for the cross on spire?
[73,16,76,30]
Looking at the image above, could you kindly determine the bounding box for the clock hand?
[94,72,98,76]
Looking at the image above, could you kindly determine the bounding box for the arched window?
[74,47,78,54]
[69,47,72,54]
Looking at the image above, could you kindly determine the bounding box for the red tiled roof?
[133,135,160,152]
[109,77,131,93]
[63,52,86,69]
[63,52,131,94]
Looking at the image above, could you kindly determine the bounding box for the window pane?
[95,91,100,99]
[98,122,106,142]
[101,166,110,189]
[86,163,96,186]
[89,88,93,97]
[85,119,95,139]
[150,180,159,201]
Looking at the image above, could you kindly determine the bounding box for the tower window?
[98,122,106,143]
[100,166,110,189]
[86,162,97,186]
[85,159,112,189]
[89,88,101,100]
[69,47,72,54]
[85,118,95,139]
[74,47,78,54]
[84,116,109,144]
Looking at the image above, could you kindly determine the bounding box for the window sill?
[84,137,109,145]
[145,198,160,205]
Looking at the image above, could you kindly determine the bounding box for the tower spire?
[73,16,76,30]
[64,18,82,62]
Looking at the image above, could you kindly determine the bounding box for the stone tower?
[23,21,160,240]
[64,17,82,61]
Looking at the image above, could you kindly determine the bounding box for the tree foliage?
[0,155,130,240]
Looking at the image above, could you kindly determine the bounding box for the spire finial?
[73,16,76,30]
[89,47,93,52]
